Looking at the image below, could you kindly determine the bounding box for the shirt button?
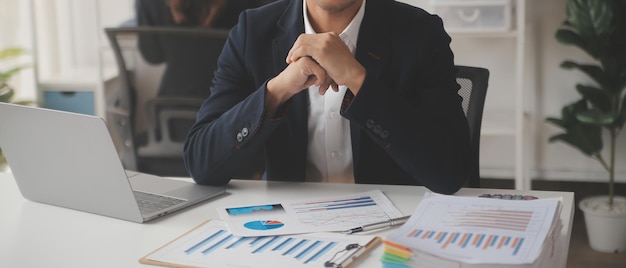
[241,127,249,137]
[366,120,375,129]
[329,111,336,118]
[236,132,243,142]
[330,151,338,158]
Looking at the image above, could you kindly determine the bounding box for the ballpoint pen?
[343,215,411,234]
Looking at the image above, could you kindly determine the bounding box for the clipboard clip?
[324,243,364,268]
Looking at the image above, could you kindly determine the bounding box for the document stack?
[381,192,563,268]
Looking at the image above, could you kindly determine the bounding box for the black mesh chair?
[104,27,229,177]
[455,65,489,188]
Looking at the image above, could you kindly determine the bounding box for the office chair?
[104,27,229,177]
[455,65,489,188]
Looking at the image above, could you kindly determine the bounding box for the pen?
[343,215,411,234]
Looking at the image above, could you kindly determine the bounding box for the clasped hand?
[267,33,366,108]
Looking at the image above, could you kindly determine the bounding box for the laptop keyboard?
[134,191,186,215]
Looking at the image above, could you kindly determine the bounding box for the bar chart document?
[139,220,380,268]
[217,190,404,236]
[386,192,561,264]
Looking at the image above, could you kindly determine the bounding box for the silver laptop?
[0,102,226,223]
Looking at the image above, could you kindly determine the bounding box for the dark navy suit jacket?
[184,0,471,194]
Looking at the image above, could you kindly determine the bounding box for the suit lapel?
[273,0,309,174]
[351,0,392,172]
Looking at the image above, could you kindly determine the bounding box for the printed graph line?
[443,209,534,231]
[185,230,224,254]
[296,241,322,260]
[292,196,373,206]
[305,242,336,264]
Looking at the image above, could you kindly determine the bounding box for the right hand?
[265,57,334,115]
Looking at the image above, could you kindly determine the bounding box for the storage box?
[43,91,95,115]
[431,0,513,33]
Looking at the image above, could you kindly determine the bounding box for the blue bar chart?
[142,220,378,267]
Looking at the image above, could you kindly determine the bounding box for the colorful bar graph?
[405,229,526,256]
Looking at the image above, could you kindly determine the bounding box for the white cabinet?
[432,0,531,190]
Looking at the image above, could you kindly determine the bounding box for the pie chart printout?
[244,220,285,230]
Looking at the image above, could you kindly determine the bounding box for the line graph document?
[386,192,561,265]
[217,190,404,236]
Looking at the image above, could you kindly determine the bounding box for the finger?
[300,57,328,89]
[318,86,328,95]
[318,80,332,95]
[331,82,339,92]
[287,34,309,64]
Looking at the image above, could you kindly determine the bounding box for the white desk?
[0,172,574,267]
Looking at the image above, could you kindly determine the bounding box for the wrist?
[265,78,292,117]
[347,66,366,95]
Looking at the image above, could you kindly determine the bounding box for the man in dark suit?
[184,0,471,194]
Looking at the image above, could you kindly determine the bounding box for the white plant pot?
[579,195,626,253]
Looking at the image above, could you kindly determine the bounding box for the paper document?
[217,190,404,236]
[139,220,380,268]
[386,192,560,265]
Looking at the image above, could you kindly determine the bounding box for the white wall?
[0,0,35,102]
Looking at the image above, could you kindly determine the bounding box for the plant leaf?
[555,29,584,47]
[547,98,604,156]
[0,87,15,103]
[555,29,599,58]
[0,47,26,60]
[560,61,608,89]
[566,0,614,39]
[617,92,626,130]
[546,118,567,129]
[575,109,616,125]
[547,122,603,156]
[575,84,611,113]
[0,66,25,83]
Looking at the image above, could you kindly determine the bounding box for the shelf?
[481,112,517,136]
[39,67,118,90]
[448,30,519,38]
[39,68,101,90]
[481,111,531,136]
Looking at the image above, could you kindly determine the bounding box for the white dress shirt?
[302,0,366,183]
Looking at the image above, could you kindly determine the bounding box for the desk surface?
[0,172,574,267]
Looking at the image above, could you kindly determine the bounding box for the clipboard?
[139,220,380,268]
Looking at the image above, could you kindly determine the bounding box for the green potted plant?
[546,0,626,253]
[0,47,32,169]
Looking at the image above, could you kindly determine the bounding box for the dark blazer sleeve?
[182,12,282,186]
[342,12,470,194]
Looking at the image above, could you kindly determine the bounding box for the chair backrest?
[455,65,489,188]
[104,26,229,176]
